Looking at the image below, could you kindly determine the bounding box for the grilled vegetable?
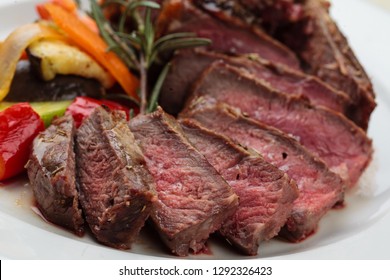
[65,96,132,128]
[27,39,115,88]
[5,60,104,103]
[0,22,65,101]
[0,100,72,127]
[41,3,140,100]
[0,103,45,181]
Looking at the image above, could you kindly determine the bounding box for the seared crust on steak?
[27,115,84,236]
[76,107,156,249]
[298,0,376,130]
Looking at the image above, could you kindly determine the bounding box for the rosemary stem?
[103,23,140,69]
[147,62,171,113]
[139,54,148,115]
[90,0,211,114]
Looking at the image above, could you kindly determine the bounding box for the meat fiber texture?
[157,0,300,69]
[129,107,239,256]
[27,114,84,236]
[180,119,298,254]
[76,107,156,249]
[160,49,351,116]
[182,101,345,241]
[297,0,376,130]
[194,0,306,41]
[186,62,372,188]
[193,0,376,130]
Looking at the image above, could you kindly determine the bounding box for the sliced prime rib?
[182,101,345,241]
[129,107,238,256]
[185,62,372,188]
[157,0,300,69]
[26,114,84,236]
[180,119,298,254]
[160,49,350,116]
[76,107,156,249]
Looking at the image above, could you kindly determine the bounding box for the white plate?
[1,0,390,260]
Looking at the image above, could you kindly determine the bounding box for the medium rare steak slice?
[194,0,376,130]
[27,114,84,236]
[186,62,372,187]
[76,107,156,249]
[129,108,238,256]
[160,49,350,116]
[297,0,376,130]
[157,0,300,69]
[182,102,345,241]
[180,119,298,254]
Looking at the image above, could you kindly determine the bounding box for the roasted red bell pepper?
[65,96,131,128]
[0,103,45,181]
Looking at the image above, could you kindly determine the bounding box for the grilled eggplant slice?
[4,60,104,102]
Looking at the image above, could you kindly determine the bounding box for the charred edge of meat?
[76,106,156,249]
[26,114,85,236]
[267,0,376,130]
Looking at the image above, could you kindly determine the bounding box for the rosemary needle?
[89,0,211,114]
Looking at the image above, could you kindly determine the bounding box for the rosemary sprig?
[147,62,171,113]
[89,0,211,114]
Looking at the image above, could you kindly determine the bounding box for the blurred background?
[370,0,390,10]
[331,0,390,11]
